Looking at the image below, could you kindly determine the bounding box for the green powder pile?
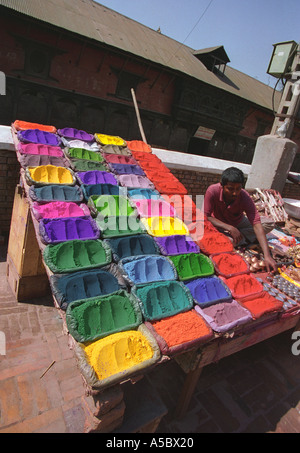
[67,291,142,342]
[134,280,193,321]
[43,239,111,272]
[169,253,214,280]
[67,148,104,162]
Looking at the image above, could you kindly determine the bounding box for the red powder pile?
[162,194,204,224]
[224,274,263,298]
[197,232,234,255]
[131,151,162,164]
[238,293,283,319]
[212,252,249,277]
[152,310,212,347]
[126,140,152,153]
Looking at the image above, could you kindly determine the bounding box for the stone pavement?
[1,243,300,433]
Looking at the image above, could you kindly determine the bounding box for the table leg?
[175,365,203,419]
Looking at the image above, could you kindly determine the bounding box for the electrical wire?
[182,0,214,45]
[165,0,214,65]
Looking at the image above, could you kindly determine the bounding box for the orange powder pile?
[197,232,234,254]
[152,310,211,347]
[238,293,283,319]
[224,274,262,298]
[212,252,249,276]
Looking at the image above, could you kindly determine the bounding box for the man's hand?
[228,225,244,246]
[264,254,278,273]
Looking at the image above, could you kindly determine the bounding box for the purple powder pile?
[17,129,61,146]
[39,216,100,244]
[154,235,200,256]
[195,300,252,333]
[57,127,94,142]
[76,170,118,185]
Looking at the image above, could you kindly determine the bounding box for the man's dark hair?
[221,167,245,187]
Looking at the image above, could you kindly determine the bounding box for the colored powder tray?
[50,268,125,310]
[25,165,76,186]
[62,138,100,152]
[168,251,215,280]
[76,170,118,186]
[119,254,177,286]
[81,183,126,201]
[145,310,213,356]
[69,160,107,172]
[43,239,112,273]
[236,292,284,320]
[131,151,161,163]
[144,169,179,183]
[75,325,160,390]
[108,163,145,176]
[185,275,232,308]
[210,252,250,278]
[133,198,176,218]
[140,216,189,237]
[220,274,264,300]
[161,194,202,223]
[39,216,100,244]
[64,147,104,162]
[116,174,155,189]
[152,179,188,195]
[96,215,145,238]
[154,235,200,256]
[17,129,61,146]
[132,280,194,321]
[105,234,160,261]
[128,188,162,200]
[32,201,90,220]
[103,153,138,165]
[94,133,126,147]
[66,290,143,343]
[13,120,57,133]
[18,143,63,156]
[126,140,152,153]
[196,232,234,255]
[57,127,94,142]
[139,160,171,174]
[19,154,70,169]
[101,144,131,156]
[29,185,84,203]
[87,194,136,218]
[195,301,252,334]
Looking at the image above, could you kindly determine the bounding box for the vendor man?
[204,167,277,272]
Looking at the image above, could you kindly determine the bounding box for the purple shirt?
[204,183,261,227]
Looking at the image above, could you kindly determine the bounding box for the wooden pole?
[131,88,148,144]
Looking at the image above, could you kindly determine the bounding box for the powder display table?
[174,287,300,419]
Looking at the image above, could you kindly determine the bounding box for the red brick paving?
[1,243,300,433]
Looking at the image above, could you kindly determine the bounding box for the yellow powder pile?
[95,133,126,147]
[84,330,154,380]
[29,165,74,184]
[142,216,189,236]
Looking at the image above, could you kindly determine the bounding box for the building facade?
[0,0,300,170]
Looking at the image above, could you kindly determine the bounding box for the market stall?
[6,120,300,432]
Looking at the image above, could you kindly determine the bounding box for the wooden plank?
[7,185,46,277]
[6,254,50,301]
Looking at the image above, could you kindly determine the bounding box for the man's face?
[222,182,242,204]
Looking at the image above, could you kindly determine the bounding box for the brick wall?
[1,151,300,246]
[0,149,20,243]
[171,168,300,200]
